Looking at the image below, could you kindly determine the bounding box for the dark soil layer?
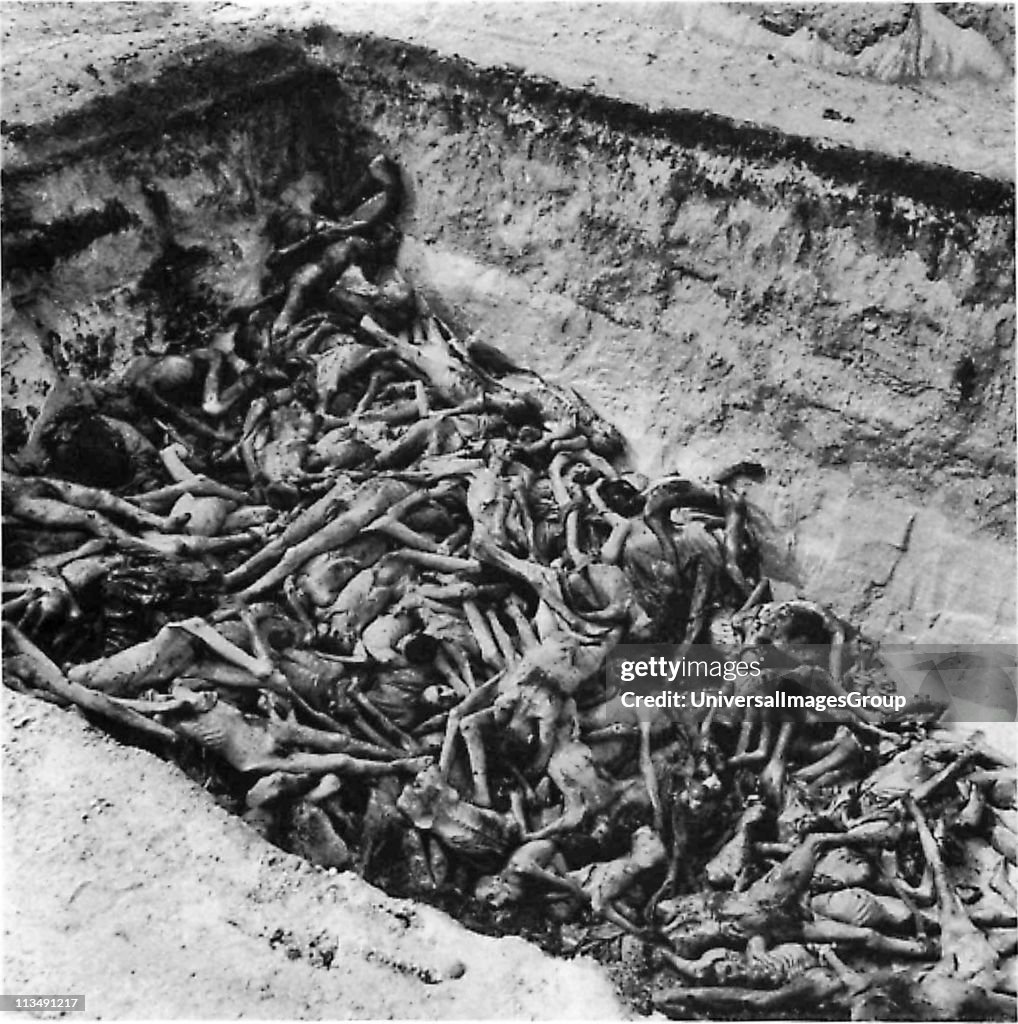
[322,32,1015,645]
[2,25,1014,642]
[1,10,1015,1018]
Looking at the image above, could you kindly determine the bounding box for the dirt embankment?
[3,25,1014,644]
[1,688,628,1019]
[734,2,1016,66]
[341,31,1015,644]
[1,6,1015,1021]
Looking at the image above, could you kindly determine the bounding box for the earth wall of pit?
[2,32,1015,643]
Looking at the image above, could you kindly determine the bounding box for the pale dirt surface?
[1,3,1015,1020]
[1,687,631,1020]
[1,1,1013,179]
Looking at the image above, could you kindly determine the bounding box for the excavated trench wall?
[2,33,1015,644]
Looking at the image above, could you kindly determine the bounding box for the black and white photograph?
[1,1,1015,1018]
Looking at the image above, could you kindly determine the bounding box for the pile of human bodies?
[3,152,1015,1020]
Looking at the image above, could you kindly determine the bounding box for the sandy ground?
[1,2,1015,1020]
[1,687,630,1020]
[1,2,1012,179]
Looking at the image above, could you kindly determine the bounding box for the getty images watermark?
[600,643,1017,723]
